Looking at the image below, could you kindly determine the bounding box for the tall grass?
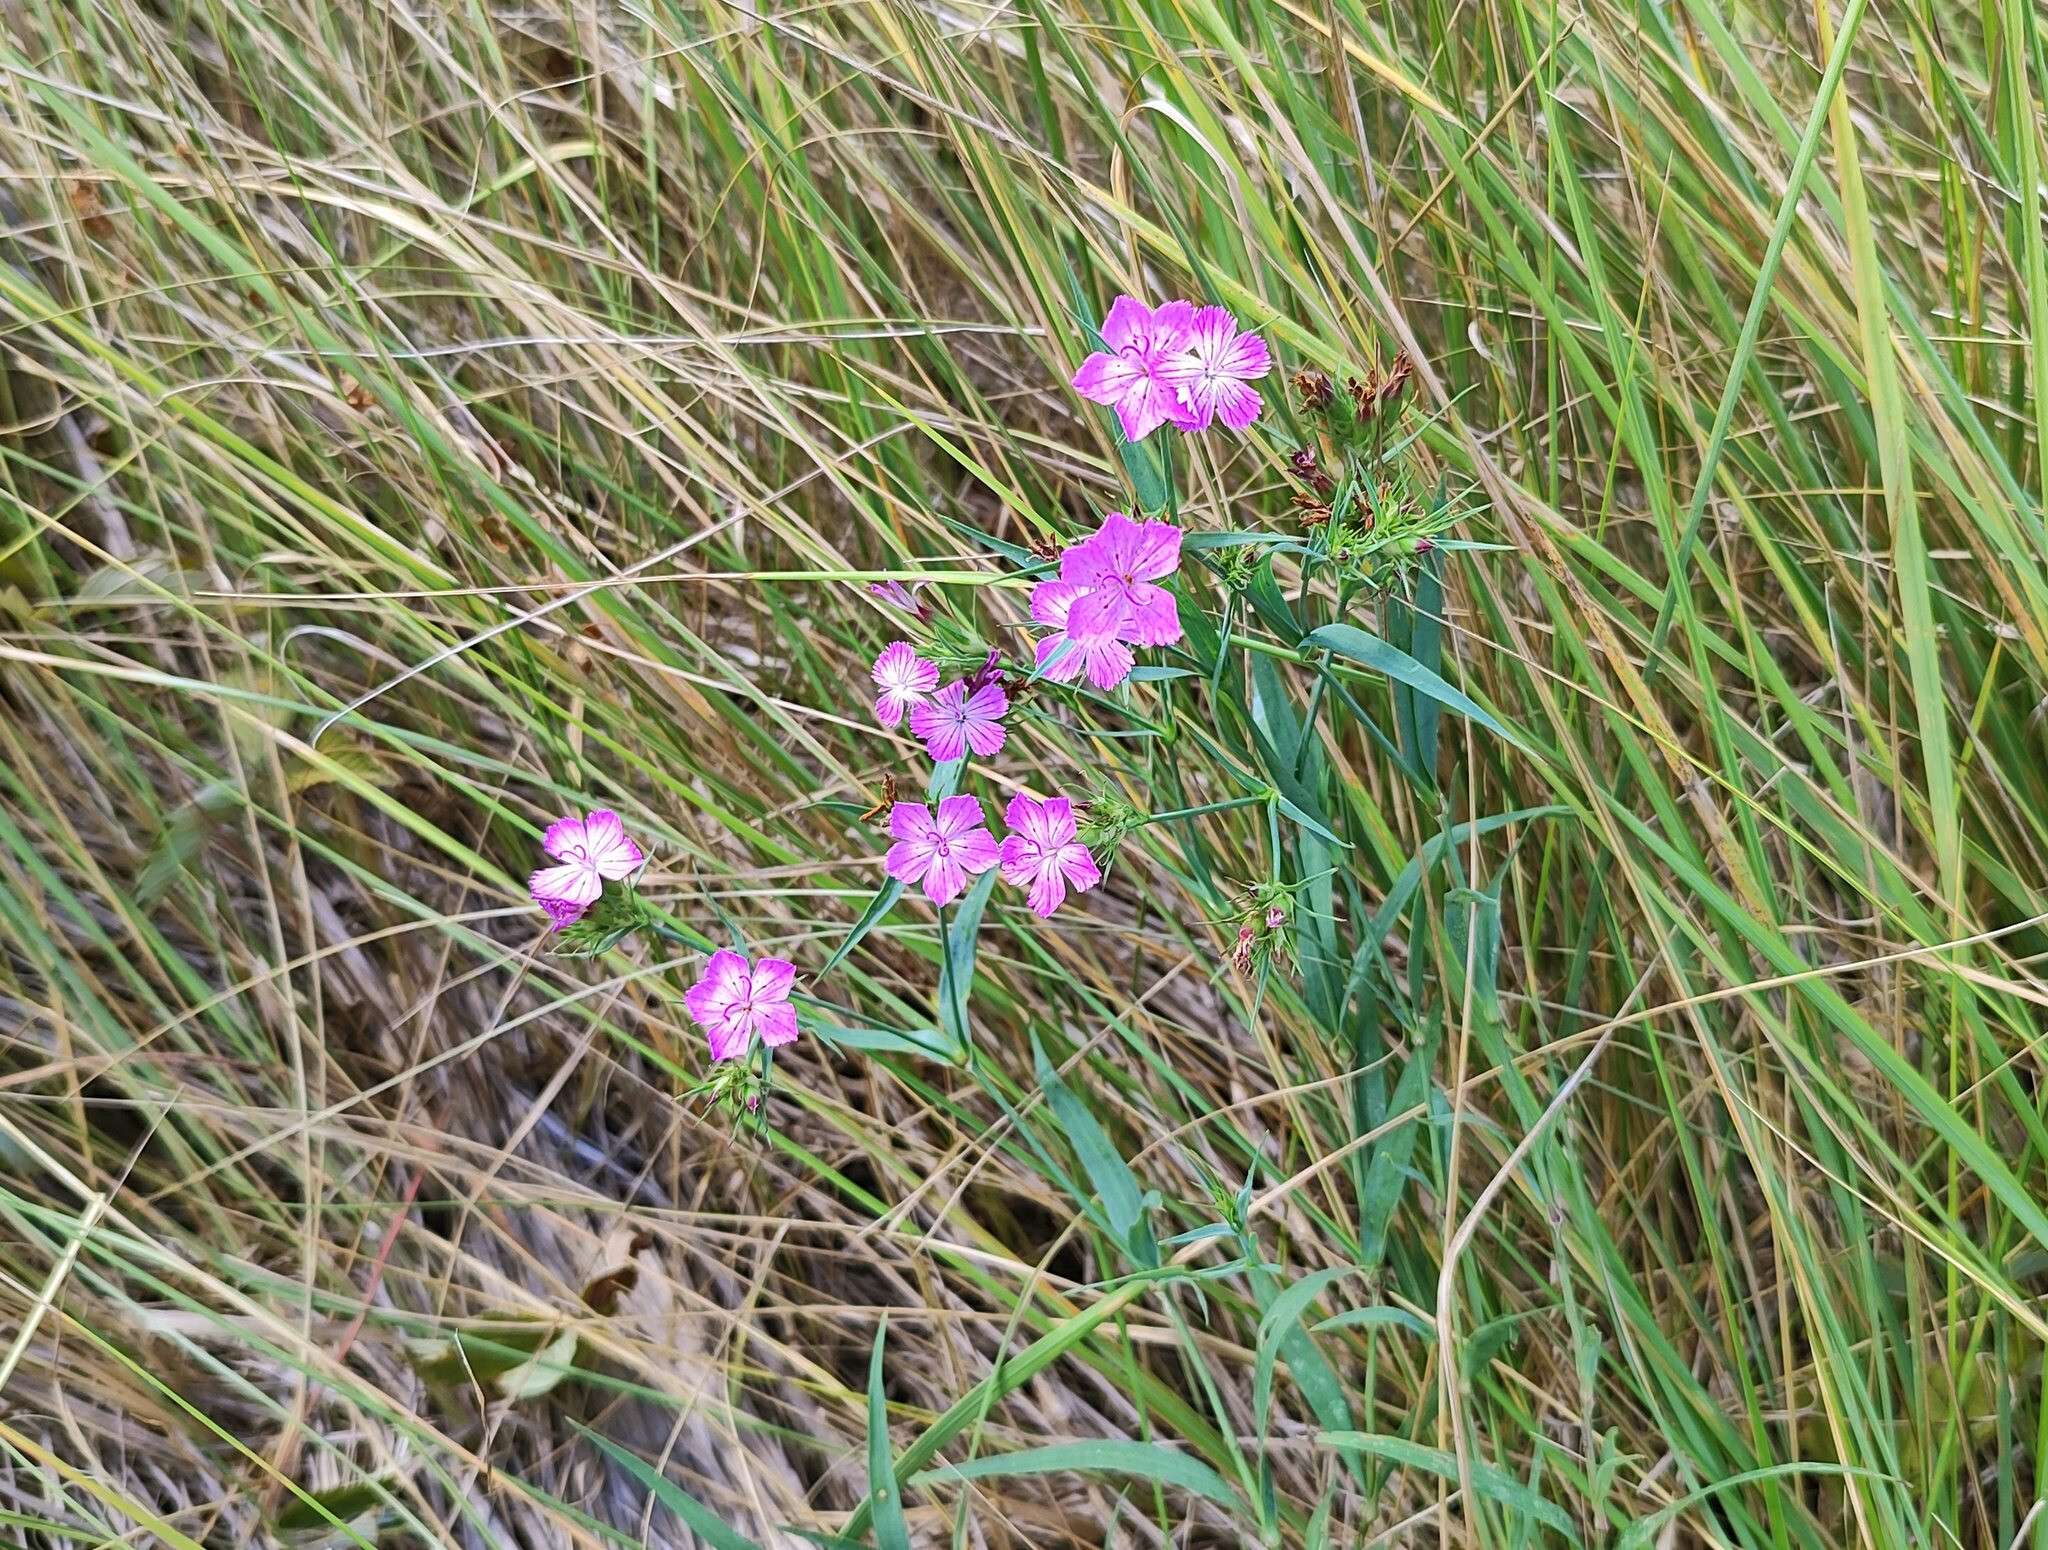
[0,0,2044,1544]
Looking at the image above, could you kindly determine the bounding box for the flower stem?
[1226,632,1305,662]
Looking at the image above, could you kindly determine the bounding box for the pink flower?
[1028,580,1134,689]
[999,794,1100,917]
[870,579,932,620]
[684,949,799,1061]
[1265,904,1287,930]
[1161,305,1271,431]
[1059,512,1184,647]
[872,640,939,728]
[1070,296,1198,443]
[528,809,644,929]
[910,679,1008,763]
[884,796,1000,906]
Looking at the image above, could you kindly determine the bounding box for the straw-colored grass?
[1,0,2044,1545]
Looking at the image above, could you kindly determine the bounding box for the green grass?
[0,0,2045,1544]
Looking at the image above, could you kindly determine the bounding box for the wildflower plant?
[522,287,1489,1194]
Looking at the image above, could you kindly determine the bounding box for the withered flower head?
[1292,368,1334,412]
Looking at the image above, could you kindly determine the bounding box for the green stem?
[1226,631,1305,661]
[1142,793,1271,825]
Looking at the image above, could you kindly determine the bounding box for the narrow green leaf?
[1318,1433,1573,1537]
[1033,1034,1158,1268]
[1253,1267,1355,1431]
[868,1317,912,1550]
[575,1428,765,1550]
[818,879,904,978]
[1301,623,1519,748]
[1312,1305,1436,1341]
[914,1441,1240,1512]
[1274,792,1349,849]
[938,868,998,1056]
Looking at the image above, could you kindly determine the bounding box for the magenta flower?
[1161,305,1271,431]
[1060,512,1184,647]
[999,794,1101,917]
[1028,580,1134,689]
[910,679,1008,763]
[884,796,1000,906]
[684,949,799,1061]
[872,640,940,728]
[1070,296,1198,443]
[529,809,644,929]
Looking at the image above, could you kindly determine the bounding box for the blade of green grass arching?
[868,1316,914,1550]
[1616,1464,1902,1550]
[1301,623,1522,749]
[843,1270,1177,1543]
[575,1428,765,1550]
[1252,1265,1355,1434]
[913,1440,1242,1514]
[1642,0,1874,664]
[1318,1432,1574,1538]
[1033,1034,1158,1269]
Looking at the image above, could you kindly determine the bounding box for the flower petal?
[1099,294,1151,351]
[685,950,751,1026]
[915,712,967,762]
[540,815,587,860]
[1085,639,1135,689]
[1066,584,1129,645]
[1025,866,1066,917]
[1058,844,1102,894]
[965,681,1008,722]
[935,795,987,837]
[1219,328,1270,379]
[1037,798,1077,845]
[1002,792,1038,836]
[1113,378,1176,442]
[1121,582,1182,646]
[923,854,967,906]
[1124,519,1183,582]
[999,833,1041,885]
[529,862,602,908]
[749,956,796,1005]
[885,837,932,885]
[1213,378,1263,431]
[1147,299,1196,353]
[539,894,590,930]
[704,1014,752,1062]
[582,810,644,879]
[888,802,935,842]
[1070,349,1143,405]
[1034,634,1085,681]
[755,1001,800,1047]
[954,828,1002,874]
